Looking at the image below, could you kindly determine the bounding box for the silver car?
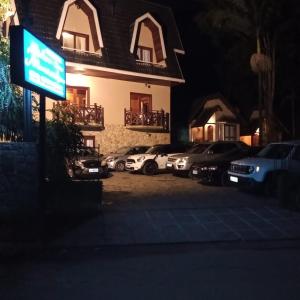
[104,146,150,171]
[170,141,249,177]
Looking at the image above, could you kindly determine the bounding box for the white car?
[125,144,187,175]
[228,141,300,195]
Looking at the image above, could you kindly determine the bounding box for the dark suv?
[67,147,109,179]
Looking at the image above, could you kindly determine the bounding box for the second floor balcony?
[52,103,104,130]
[124,109,169,132]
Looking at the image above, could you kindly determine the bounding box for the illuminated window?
[83,136,95,148]
[67,87,89,107]
[137,46,153,63]
[62,31,89,51]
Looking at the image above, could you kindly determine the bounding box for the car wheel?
[188,165,196,178]
[115,161,125,172]
[220,171,229,186]
[142,161,158,175]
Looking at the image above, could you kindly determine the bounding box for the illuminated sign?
[10,26,66,100]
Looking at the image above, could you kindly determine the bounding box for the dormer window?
[62,31,89,51]
[56,0,104,56]
[130,13,167,68]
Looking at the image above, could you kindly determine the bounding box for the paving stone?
[223,219,253,231]
[245,219,277,230]
[211,231,240,241]
[237,230,265,241]
[172,215,198,224]
[194,214,219,223]
[251,207,282,220]
[202,222,230,232]
[258,229,288,239]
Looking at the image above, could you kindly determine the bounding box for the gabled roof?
[189,93,240,126]
[14,0,185,83]
[56,0,104,51]
[130,12,167,61]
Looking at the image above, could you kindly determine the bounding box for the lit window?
[62,31,89,51]
[137,46,153,63]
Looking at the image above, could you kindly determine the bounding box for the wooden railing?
[124,109,169,131]
[52,103,104,128]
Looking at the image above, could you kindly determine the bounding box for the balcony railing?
[124,109,169,131]
[52,103,104,129]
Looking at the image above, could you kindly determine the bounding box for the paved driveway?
[50,172,300,247]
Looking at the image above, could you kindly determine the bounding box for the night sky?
[150,0,220,141]
[151,0,300,141]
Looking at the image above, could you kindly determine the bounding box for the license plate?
[192,169,198,175]
[89,168,99,173]
[230,176,238,183]
[166,163,173,167]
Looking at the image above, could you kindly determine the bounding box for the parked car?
[125,144,188,175]
[170,141,250,177]
[228,141,300,195]
[166,142,211,172]
[190,147,259,185]
[103,145,150,171]
[67,147,109,179]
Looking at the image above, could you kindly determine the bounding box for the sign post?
[10,26,66,209]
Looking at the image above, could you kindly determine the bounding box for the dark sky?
[150,0,219,137]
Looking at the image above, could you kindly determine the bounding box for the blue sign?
[10,26,66,100]
[23,29,66,98]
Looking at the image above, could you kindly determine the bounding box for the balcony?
[124,109,169,132]
[52,103,104,130]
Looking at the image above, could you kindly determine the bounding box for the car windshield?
[115,147,131,155]
[187,143,211,154]
[77,147,98,156]
[146,145,165,154]
[257,144,293,159]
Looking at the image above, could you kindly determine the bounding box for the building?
[4,0,185,153]
[189,95,241,142]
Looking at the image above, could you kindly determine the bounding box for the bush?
[46,119,83,181]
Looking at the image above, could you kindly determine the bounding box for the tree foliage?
[46,105,83,180]
[194,0,300,142]
[0,0,25,141]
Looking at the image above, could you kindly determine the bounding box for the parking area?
[102,172,276,211]
[50,172,300,247]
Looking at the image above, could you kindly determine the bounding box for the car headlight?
[137,156,146,162]
[107,156,117,162]
[178,157,189,164]
[208,166,218,171]
[200,166,208,171]
[75,160,84,168]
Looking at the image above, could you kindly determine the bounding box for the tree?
[195,0,298,143]
[0,0,24,141]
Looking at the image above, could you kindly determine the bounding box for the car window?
[208,143,238,154]
[77,147,98,156]
[116,147,131,154]
[137,146,149,154]
[146,145,167,154]
[187,143,211,154]
[292,146,300,161]
[170,144,187,153]
[257,144,293,159]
